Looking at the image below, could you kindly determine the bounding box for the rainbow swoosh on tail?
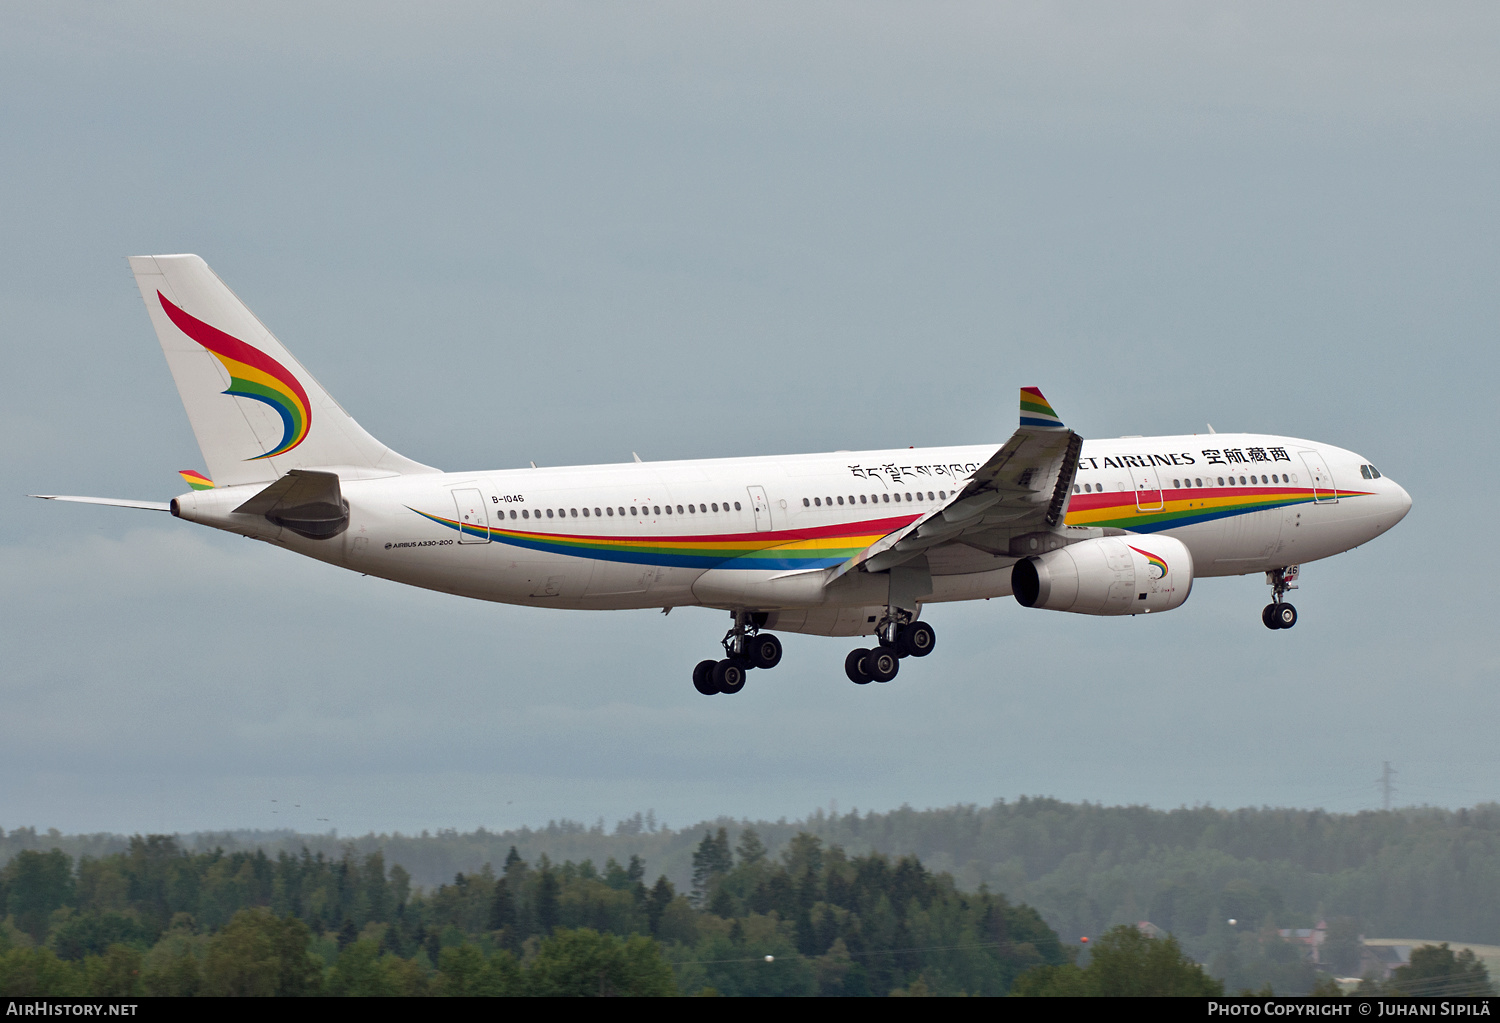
[1067,483,1373,533]
[158,293,311,460]
[1129,545,1168,578]
[407,509,919,571]
[178,469,214,491]
[1019,386,1064,428]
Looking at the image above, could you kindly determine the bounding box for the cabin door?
[1299,451,1338,504]
[452,488,490,542]
[747,486,773,531]
[1132,463,1164,512]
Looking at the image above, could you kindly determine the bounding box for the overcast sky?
[3,2,1497,837]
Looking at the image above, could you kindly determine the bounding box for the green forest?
[3,797,1497,996]
[0,830,1067,995]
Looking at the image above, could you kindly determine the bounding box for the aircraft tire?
[693,659,720,695]
[1262,604,1280,630]
[746,633,783,670]
[1275,603,1298,629]
[714,658,747,695]
[845,649,873,685]
[867,648,900,683]
[899,622,936,658]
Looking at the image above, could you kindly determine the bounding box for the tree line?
[0,829,1069,996]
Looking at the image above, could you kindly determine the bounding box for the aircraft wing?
[831,387,1082,578]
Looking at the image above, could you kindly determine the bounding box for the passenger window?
[848,496,855,504]
[606,507,614,516]
[1074,485,1080,493]
[521,509,528,519]
[927,492,934,500]
[711,502,719,512]
[653,506,661,515]
[571,508,578,517]
[1217,478,1224,486]
[1172,479,1180,489]
[905,492,913,502]
[509,510,517,519]
[825,496,832,505]
[734,501,742,510]
[582,507,590,517]
[619,507,625,516]
[596,507,603,516]
[1195,478,1202,487]
[546,509,554,518]
[859,495,867,504]
[882,493,891,503]
[837,496,845,505]
[630,506,637,516]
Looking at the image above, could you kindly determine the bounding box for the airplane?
[34,255,1413,696]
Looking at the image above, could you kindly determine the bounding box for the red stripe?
[157,292,310,414]
[478,513,920,544]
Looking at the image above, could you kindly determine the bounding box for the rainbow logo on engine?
[1129,545,1168,579]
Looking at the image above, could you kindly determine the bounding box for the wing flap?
[830,387,1082,581]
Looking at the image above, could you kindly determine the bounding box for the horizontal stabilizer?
[234,469,348,540]
[30,495,170,512]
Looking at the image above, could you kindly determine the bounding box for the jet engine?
[1011,535,1193,616]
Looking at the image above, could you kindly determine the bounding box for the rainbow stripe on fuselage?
[1065,483,1371,533]
[157,293,312,460]
[410,509,920,571]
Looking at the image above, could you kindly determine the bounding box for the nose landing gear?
[1263,566,1299,630]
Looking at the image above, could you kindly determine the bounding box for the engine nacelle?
[1012,535,1193,616]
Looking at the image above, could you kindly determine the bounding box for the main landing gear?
[844,616,936,685]
[692,612,783,696]
[1262,566,1300,630]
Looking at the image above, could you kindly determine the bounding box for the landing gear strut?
[1263,566,1299,630]
[690,611,782,695]
[845,611,936,685]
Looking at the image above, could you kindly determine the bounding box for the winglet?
[1019,386,1064,429]
[179,469,214,491]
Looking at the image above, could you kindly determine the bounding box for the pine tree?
[638,875,671,936]
[535,866,560,936]
[488,877,516,933]
[691,828,733,907]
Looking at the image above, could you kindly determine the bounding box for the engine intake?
[1012,535,1193,616]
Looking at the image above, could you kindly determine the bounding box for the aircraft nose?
[1387,479,1412,523]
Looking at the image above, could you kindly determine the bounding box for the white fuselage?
[169,432,1410,637]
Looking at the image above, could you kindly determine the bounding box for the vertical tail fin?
[129,254,437,487]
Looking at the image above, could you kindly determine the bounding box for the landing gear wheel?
[866,647,900,683]
[845,649,873,685]
[1274,603,1297,629]
[745,633,783,670]
[898,621,936,658]
[713,658,747,695]
[1262,604,1280,630]
[693,659,720,695]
